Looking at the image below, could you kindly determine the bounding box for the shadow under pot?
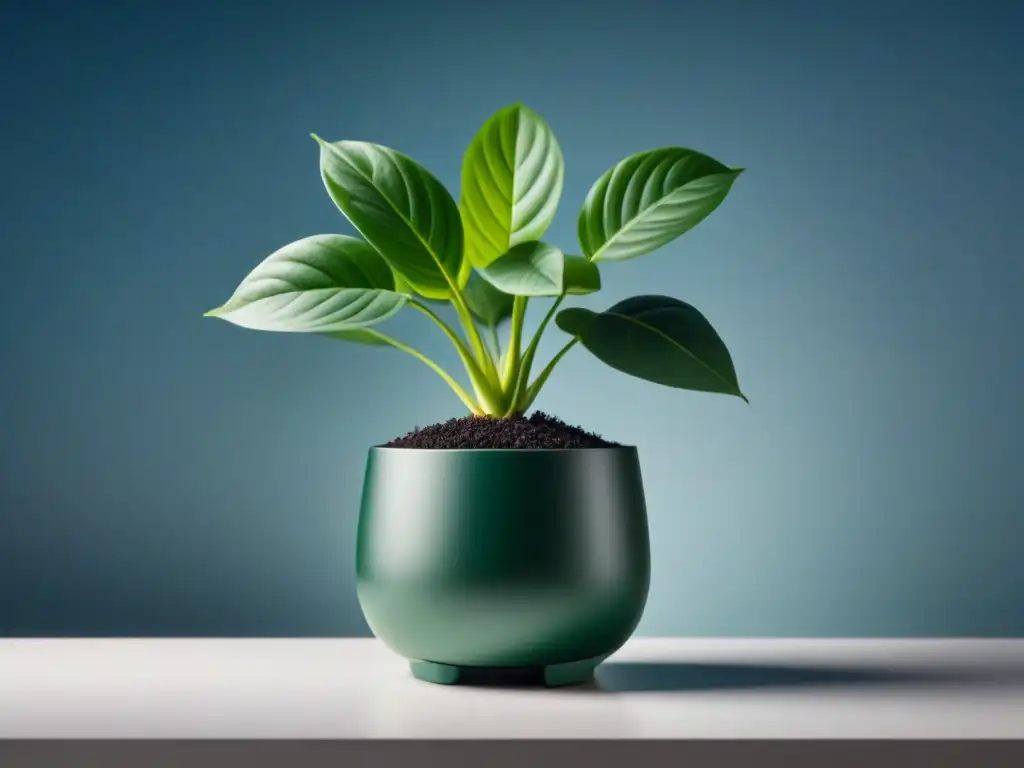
[356,446,650,687]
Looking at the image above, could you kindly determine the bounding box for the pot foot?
[408,655,607,687]
[410,659,461,685]
[543,654,606,687]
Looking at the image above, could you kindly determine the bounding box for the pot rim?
[368,445,638,453]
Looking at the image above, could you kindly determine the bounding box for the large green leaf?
[464,271,514,326]
[563,255,601,295]
[315,137,464,299]
[460,103,564,269]
[578,148,742,262]
[479,241,564,297]
[556,295,747,400]
[204,234,406,332]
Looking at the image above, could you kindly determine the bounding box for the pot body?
[356,447,650,669]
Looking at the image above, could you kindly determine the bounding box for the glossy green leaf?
[460,103,565,269]
[315,137,463,299]
[463,272,514,326]
[556,295,746,400]
[563,255,601,295]
[578,148,742,262]
[479,241,564,297]
[205,235,406,332]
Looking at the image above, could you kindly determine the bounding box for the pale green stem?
[409,300,478,370]
[502,296,528,389]
[441,272,500,388]
[361,329,483,415]
[410,300,505,415]
[487,325,501,360]
[503,295,564,416]
[521,337,578,411]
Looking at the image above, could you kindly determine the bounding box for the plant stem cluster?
[370,292,576,418]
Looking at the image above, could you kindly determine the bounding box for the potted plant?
[205,103,747,686]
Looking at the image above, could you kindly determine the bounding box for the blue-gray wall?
[2,0,1021,636]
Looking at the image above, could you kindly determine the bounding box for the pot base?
[409,654,607,688]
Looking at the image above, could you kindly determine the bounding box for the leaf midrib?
[229,286,404,330]
[475,111,520,257]
[604,309,741,397]
[467,106,559,260]
[589,168,736,261]
[323,142,455,286]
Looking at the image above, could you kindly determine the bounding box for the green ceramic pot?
[356,446,650,686]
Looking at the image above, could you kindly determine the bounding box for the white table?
[0,638,1022,739]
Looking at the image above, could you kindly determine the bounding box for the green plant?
[205,103,748,416]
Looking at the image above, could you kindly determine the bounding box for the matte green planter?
[356,446,650,687]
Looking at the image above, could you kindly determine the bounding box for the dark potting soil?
[382,412,619,450]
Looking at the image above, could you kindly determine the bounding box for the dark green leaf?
[578,148,742,262]
[556,295,746,400]
[205,235,406,332]
[479,241,564,297]
[460,103,564,268]
[315,137,463,299]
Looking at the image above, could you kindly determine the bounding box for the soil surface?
[383,412,619,449]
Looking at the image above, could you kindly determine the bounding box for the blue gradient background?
[1,0,1021,636]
